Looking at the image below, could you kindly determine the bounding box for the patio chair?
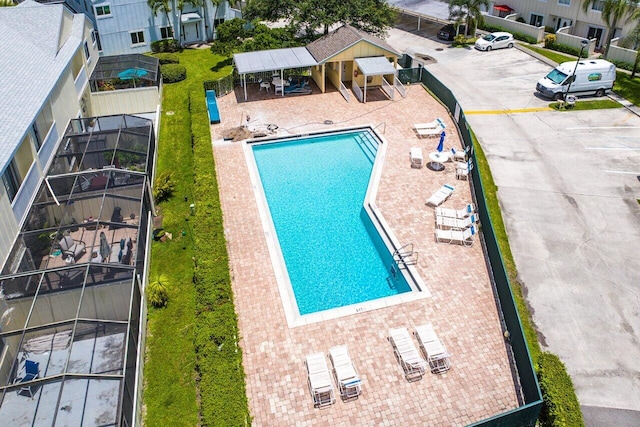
[434,203,475,219]
[305,352,335,407]
[329,345,362,400]
[258,78,271,93]
[410,147,424,169]
[425,184,455,207]
[388,327,428,381]
[450,147,467,162]
[456,161,471,180]
[436,213,479,230]
[58,235,86,260]
[416,126,444,138]
[414,324,451,374]
[413,118,445,131]
[14,359,40,398]
[435,224,476,246]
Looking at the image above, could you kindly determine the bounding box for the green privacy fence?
[401,61,543,426]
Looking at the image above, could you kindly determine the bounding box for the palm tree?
[448,0,490,37]
[582,0,639,59]
[147,0,174,38]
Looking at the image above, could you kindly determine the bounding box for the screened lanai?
[0,114,155,426]
[90,54,160,92]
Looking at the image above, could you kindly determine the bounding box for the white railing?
[394,76,407,98]
[381,77,394,100]
[74,67,88,95]
[352,80,363,103]
[339,81,351,102]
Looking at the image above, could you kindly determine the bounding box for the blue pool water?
[252,131,411,315]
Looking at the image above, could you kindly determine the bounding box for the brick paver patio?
[211,83,519,426]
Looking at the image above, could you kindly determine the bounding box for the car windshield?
[483,34,496,41]
[545,68,569,85]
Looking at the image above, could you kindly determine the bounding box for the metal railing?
[339,81,351,102]
[394,76,407,98]
[381,77,394,100]
[352,80,363,103]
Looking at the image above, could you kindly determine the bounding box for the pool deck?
[212,84,519,425]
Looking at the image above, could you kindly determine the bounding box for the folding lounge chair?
[413,118,445,131]
[410,147,424,169]
[329,345,362,399]
[305,352,336,407]
[414,324,451,374]
[425,184,455,207]
[388,327,428,381]
[435,203,475,219]
[435,224,477,246]
[436,213,479,230]
[416,126,445,138]
[14,359,40,398]
[456,161,470,180]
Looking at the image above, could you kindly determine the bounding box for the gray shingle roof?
[306,24,400,63]
[0,1,84,174]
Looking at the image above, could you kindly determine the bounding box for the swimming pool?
[251,129,412,315]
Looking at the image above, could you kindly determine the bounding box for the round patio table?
[428,152,449,171]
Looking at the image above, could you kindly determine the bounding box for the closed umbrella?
[99,232,110,260]
[437,131,446,152]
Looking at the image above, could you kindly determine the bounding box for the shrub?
[160,64,187,83]
[545,34,556,48]
[155,53,180,65]
[537,352,585,427]
[452,34,469,47]
[545,41,589,58]
[609,59,633,72]
[151,38,180,53]
[148,275,169,308]
[153,171,175,202]
[516,17,526,23]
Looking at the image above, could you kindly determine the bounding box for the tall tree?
[621,13,640,77]
[448,0,489,37]
[582,0,639,59]
[148,0,174,38]
[244,0,395,37]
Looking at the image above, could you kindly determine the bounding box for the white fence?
[352,80,363,103]
[607,44,637,66]
[91,87,160,116]
[555,30,597,57]
[394,76,407,98]
[381,77,394,100]
[339,81,351,102]
[483,14,545,42]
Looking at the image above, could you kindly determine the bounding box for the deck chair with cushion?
[434,203,475,219]
[414,324,451,374]
[58,235,86,260]
[305,352,335,407]
[425,184,455,207]
[413,118,445,131]
[435,224,477,246]
[410,147,424,169]
[14,359,40,398]
[388,327,428,381]
[329,345,362,400]
[436,213,479,230]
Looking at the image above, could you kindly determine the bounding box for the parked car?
[437,24,466,41]
[474,32,515,51]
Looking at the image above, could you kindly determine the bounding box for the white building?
[91,0,242,56]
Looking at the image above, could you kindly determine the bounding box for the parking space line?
[604,170,640,174]
[465,107,552,115]
[567,126,640,130]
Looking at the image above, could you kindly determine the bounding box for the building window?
[530,14,544,27]
[214,18,225,27]
[95,31,103,51]
[2,161,21,203]
[160,26,173,39]
[130,31,145,46]
[33,103,54,150]
[95,4,111,17]
[83,41,91,62]
[591,0,604,11]
[558,0,570,5]
[91,30,96,45]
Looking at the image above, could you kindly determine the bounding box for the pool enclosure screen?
[0,114,155,426]
[90,54,160,92]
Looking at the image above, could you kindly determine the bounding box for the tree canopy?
[243,0,396,37]
[582,0,638,58]
[210,19,301,55]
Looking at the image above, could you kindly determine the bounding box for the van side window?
[588,73,602,81]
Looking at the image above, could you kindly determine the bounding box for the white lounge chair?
[450,147,467,162]
[436,213,479,229]
[456,161,471,180]
[425,184,455,207]
[329,345,362,399]
[414,324,451,374]
[305,352,335,407]
[435,224,476,246]
[410,147,424,169]
[388,327,428,381]
[413,118,445,131]
[434,203,475,219]
[416,126,445,138]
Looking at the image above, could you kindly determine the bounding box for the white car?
[475,32,515,51]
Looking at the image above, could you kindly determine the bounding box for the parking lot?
[387,26,640,425]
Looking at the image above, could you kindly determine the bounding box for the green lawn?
[143,48,235,426]
[550,99,622,111]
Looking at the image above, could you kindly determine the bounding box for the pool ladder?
[392,243,418,270]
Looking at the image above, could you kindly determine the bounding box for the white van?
[536,59,616,100]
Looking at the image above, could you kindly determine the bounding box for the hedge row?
[537,352,585,427]
[479,23,538,44]
[544,35,589,58]
[188,90,250,426]
[161,64,187,83]
[151,38,180,53]
[155,53,180,65]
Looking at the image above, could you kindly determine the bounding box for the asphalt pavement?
[386,25,640,427]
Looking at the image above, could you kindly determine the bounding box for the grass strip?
[549,99,622,110]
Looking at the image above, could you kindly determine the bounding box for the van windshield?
[545,68,568,85]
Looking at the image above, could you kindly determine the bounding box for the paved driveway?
[387,28,640,425]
